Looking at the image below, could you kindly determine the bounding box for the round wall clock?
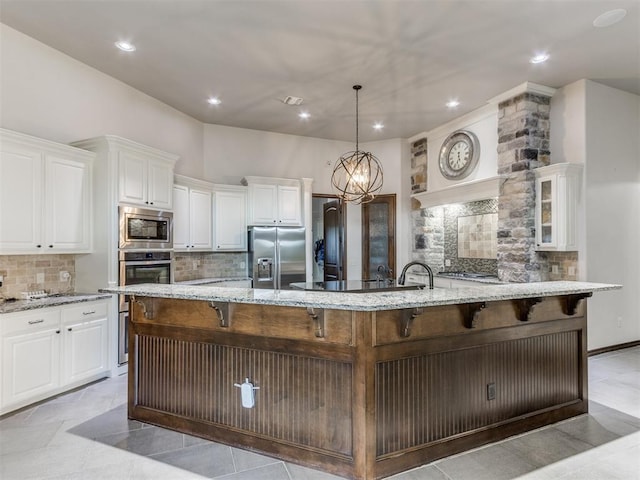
[438,130,480,180]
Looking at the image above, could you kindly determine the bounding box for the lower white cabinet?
[0,299,110,414]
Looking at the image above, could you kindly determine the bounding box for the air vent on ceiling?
[282,96,304,106]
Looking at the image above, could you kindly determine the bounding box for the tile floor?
[1,347,639,480]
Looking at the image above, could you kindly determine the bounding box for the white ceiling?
[1,0,638,142]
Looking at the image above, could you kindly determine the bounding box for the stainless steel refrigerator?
[248,226,306,289]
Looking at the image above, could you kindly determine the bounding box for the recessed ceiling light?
[373,122,384,130]
[593,9,627,28]
[446,100,460,108]
[207,97,221,106]
[114,41,136,52]
[530,53,549,64]
[283,96,304,106]
[298,111,310,119]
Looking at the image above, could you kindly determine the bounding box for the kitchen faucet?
[398,261,434,289]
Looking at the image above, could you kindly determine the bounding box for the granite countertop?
[0,293,112,315]
[99,281,621,312]
[176,277,251,286]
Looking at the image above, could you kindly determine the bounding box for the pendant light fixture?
[331,85,383,204]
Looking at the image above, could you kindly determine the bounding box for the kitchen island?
[101,281,618,480]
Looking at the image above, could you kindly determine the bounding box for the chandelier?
[331,85,383,204]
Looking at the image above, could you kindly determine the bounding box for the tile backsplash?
[0,254,76,299]
[174,252,247,282]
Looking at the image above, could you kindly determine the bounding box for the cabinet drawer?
[62,301,108,324]
[1,309,60,336]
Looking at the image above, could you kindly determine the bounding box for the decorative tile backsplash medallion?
[443,199,498,274]
[458,213,498,259]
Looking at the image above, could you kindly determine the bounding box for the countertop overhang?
[100,281,621,312]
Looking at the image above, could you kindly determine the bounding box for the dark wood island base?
[127,294,589,479]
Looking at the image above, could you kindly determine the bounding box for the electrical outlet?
[551,265,559,274]
[487,382,496,401]
[568,266,576,276]
[240,261,246,269]
[617,316,623,328]
[36,272,45,284]
[445,259,451,267]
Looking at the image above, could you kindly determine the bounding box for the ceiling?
[1,0,638,142]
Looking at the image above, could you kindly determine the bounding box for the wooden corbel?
[400,308,423,337]
[306,307,325,338]
[514,297,542,322]
[209,301,231,327]
[562,292,592,316]
[459,302,486,329]
[133,296,158,320]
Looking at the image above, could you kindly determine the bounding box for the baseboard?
[588,340,640,357]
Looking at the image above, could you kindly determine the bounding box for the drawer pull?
[82,310,96,315]
[28,319,45,325]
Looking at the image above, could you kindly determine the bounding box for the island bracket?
[132,296,158,320]
[400,307,423,337]
[306,308,325,338]
[459,302,486,329]
[209,301,231,327]
[563,292,592,316]
[514,297,543,322]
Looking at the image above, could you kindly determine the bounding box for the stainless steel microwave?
[119,206,173,249]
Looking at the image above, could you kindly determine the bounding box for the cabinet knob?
[48,245,53,248]
[145,201,149,204]
[150,202,154,205]
[36,244,42,248]
[68,327,73,331]
[55,329,61,334]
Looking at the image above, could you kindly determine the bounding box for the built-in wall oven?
[118,250,173,364]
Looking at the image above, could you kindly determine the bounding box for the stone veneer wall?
[497,92,552,282]
[411,137,427,194]
[174,252,247,282]
[0,254,76,299]
[411,206,445,271]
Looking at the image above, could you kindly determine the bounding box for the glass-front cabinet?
[534,163,583,251]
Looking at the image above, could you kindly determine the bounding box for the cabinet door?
[2,324,61,408]
[277,185,302,225]
[172,185,190,250]
[248,184,278,225]
[214,190,247,251]
[147,161,174,209]
[0,145,43,252]
[189,188,213,250]
[63,318,108,386]
[44,155,91,252]
[536,176,556,249]
[118,151,147,205]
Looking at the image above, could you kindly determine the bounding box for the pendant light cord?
[355,86,359,152]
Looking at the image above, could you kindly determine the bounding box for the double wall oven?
[118,206,173,364]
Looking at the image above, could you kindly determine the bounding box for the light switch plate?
[36,272,45,283]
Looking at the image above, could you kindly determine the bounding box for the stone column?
[494,84,555,282]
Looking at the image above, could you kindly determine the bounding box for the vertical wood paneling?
[375,331,580,456]
[135,335,353,455]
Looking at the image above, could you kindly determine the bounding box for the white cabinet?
[534,163,582,251]
[0,129,93,254]
[173,175,213,251]
[119,149,175,209]
[213,185,247,251]
[1,309,61,410]
[0,299,110,415]
[243,176,302,226]
[61,301,109,386]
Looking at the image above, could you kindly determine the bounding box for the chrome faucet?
[398,261,434,289]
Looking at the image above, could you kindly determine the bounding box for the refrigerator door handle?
[274,238,280,289]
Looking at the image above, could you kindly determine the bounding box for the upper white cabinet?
[213,185,247,251]
[0,129,94,254]
[173,175,213,251]
[119,148,175,209]
[534,163,583,251]
[242,176,302,226]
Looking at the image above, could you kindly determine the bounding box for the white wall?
[551,79,640,349]
[0,24,204,178]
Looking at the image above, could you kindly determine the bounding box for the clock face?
[439,130,480,180]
